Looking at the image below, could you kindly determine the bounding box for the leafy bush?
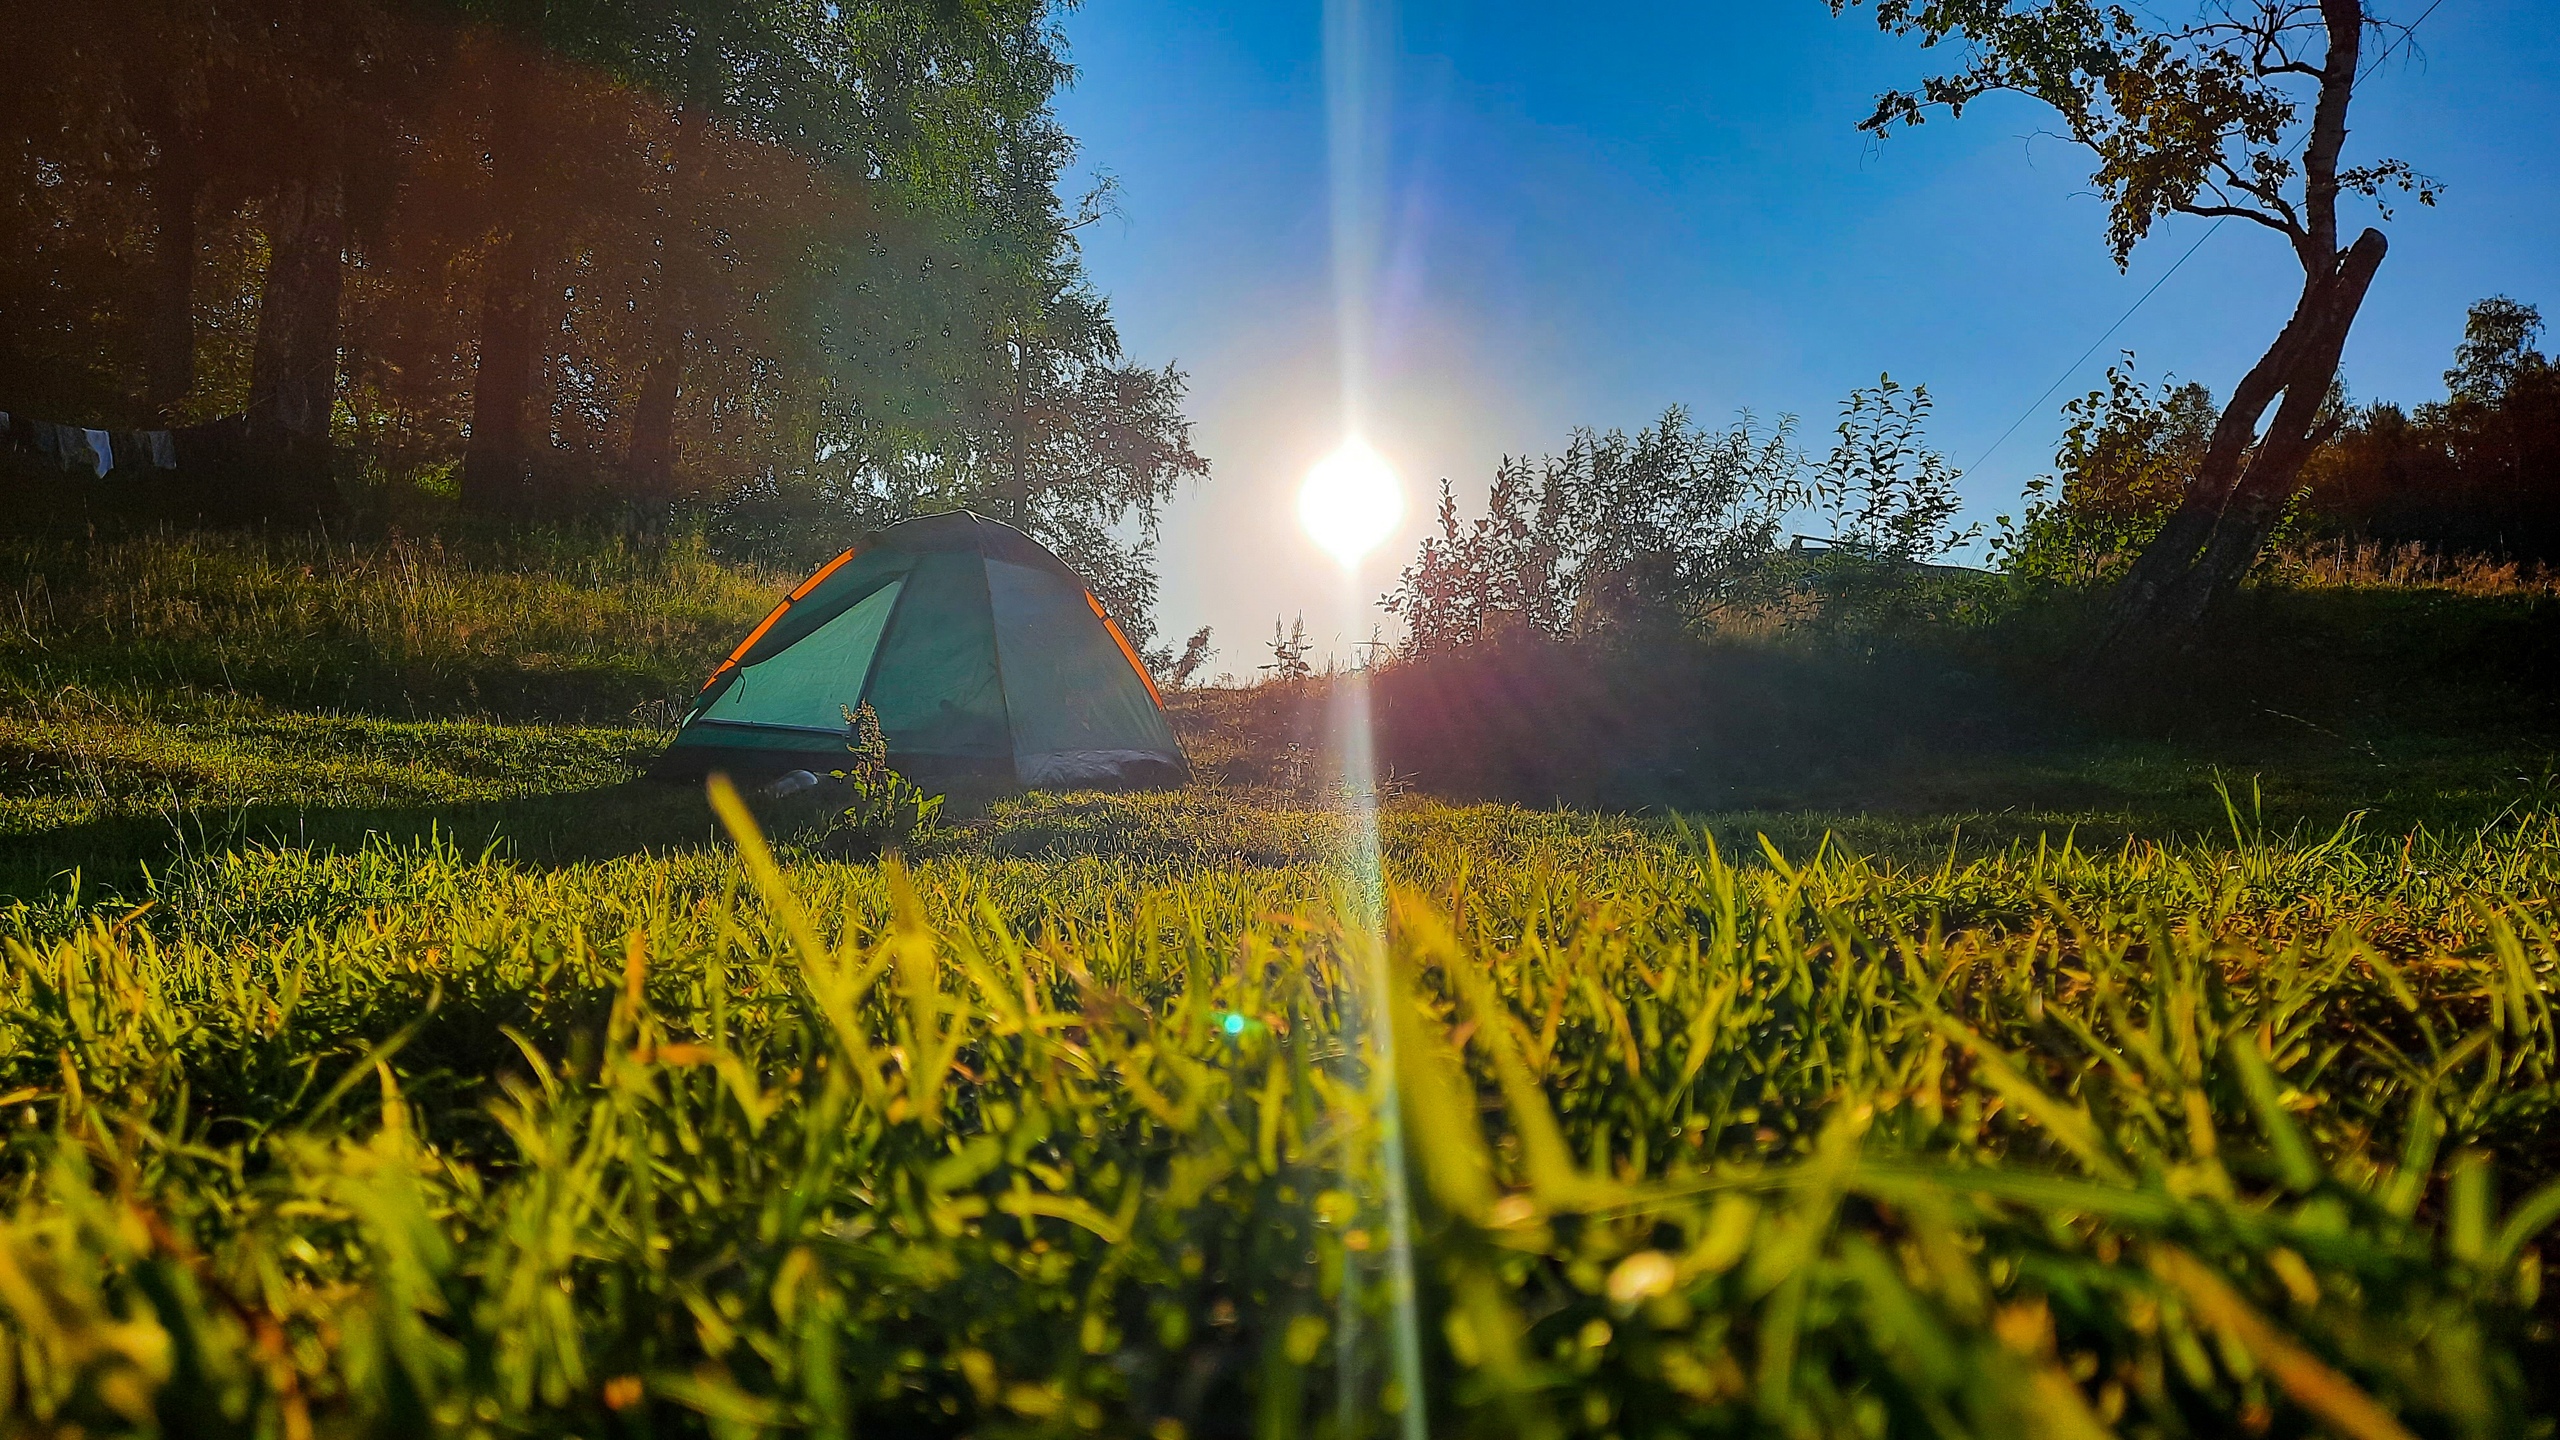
[1161,624,1217,688]
[1989,358,2215,587]
[1262,616,1315,683]
[1803,376,1975,563]
[1385,381,1979,654]
[1782,376,1983,631]
[1386,407,1799,654]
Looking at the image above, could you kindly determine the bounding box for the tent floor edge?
[649,745,1188,795]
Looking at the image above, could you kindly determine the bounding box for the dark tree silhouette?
[2298,297,2560,560]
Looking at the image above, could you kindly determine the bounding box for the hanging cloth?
[141,429,178,469]
[81,428,112,478]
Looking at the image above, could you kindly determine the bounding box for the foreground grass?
[3,784,2557,1437]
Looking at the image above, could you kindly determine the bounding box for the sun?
[1298,438,1405,567]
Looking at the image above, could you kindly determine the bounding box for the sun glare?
[1298,438,1405,567]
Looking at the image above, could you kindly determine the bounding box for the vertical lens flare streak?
[1321,0,1427,1432]
[1324,0,1386,435]
[1332,648,1429,1440]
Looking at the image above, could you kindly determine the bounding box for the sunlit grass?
[0,527,778,720]
[2,784,2557,1434]
[0,700,658,830]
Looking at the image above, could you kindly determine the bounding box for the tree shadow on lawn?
[1182,591,2560,847]
[0,775,825,903]
[9,724,2555,909]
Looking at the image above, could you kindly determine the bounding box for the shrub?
[1782,376,1983,631]
[1988,358,2214,588]
[1385,381,1980,655]
[1385,407,1799,654]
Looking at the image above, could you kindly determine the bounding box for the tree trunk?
[2090,227,2388,657]
[552,254,600,459]
[246,167,348,444]
[2150,242,2381,628]
[462,71,541,515]
[625,98,703,515]
[625,334,682,504]
[236,159,349,520]
[462,242,537,514]
[136,83,201,420]
[521,255,569,508]
[1008,341,1032,527]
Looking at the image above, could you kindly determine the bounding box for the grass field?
[4,528,2559,1437]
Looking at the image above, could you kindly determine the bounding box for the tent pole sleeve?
[700,545,862,690]
[1087,591,1169,708]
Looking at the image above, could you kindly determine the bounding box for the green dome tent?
[659,511,1188,789]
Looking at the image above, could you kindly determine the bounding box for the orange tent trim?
[698,546,860,691]
[1086,591,1166,707]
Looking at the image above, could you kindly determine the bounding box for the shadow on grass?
[1175,582,2560,844]
[0,777,770,902]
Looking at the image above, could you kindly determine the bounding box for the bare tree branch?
[2172,203,2303,238]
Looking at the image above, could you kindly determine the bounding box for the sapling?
[822,701,943,855]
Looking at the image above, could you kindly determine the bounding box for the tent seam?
[852,573,915,722]
[973,515,1025,788]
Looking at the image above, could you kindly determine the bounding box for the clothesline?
[0,410,183,479]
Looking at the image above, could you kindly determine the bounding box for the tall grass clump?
[0,527,779,720]
[2267,538,2560,597]
[0,789,2555,1436]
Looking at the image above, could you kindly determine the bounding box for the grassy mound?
[1179,567,2560,833]
[0,526,780,893]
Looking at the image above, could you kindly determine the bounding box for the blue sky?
[1050,1,2560,671]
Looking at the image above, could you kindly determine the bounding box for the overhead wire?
[1956,222,2223,477]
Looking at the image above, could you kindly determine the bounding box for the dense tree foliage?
[0,0,1201,641]
[2300,297,2560,561]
